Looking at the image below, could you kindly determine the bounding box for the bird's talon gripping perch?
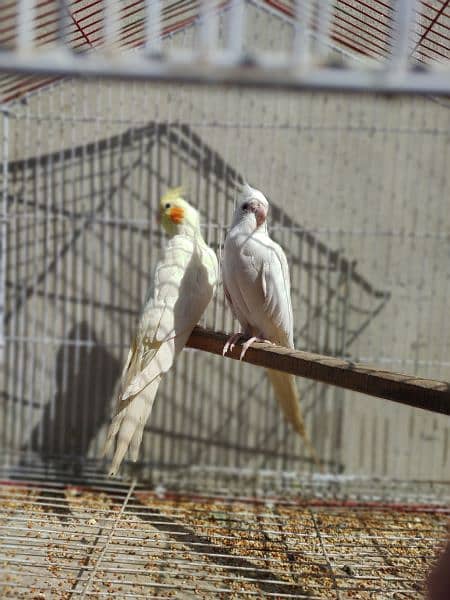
[223,332,242,356]
[239,336,268,361]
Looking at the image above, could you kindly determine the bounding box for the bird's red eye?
[242,202,250,211]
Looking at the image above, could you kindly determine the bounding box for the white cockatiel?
[104,189,218,476]
[222,183,318,464]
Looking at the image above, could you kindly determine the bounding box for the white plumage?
[104,190,218,475]
[222,183,318,464]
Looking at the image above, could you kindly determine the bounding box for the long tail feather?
[266,368,320,468]
[105,377,160,476]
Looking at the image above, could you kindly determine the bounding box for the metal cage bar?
[0,107,8,365]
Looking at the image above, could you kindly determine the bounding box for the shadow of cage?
[1,121,390,477]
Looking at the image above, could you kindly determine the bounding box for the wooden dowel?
[186,327,450,416]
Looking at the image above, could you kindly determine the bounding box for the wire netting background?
[0,74,449,481]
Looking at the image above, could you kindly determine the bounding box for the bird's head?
[233,182,269,229]
[159,187,200,236]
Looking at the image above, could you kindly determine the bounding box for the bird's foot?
[239,337,272,361]
[223,332,243,356]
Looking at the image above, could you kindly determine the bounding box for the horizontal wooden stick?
[186,327,450,416]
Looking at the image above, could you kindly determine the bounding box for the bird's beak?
[168,206,184,224]
[253,201,267,227]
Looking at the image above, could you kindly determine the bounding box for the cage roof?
[0,0,449,102]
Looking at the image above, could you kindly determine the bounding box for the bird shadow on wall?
[24,322,121,520]
[27,322,120,470]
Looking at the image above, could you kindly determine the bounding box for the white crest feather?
[240,182,269,207]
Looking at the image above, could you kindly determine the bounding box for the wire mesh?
[0,465,448,598]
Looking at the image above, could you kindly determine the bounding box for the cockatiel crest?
[241,182,268,205]
[104,189,218,475]
[161,186,184,204]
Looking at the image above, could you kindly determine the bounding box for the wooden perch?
[186,327,450,416]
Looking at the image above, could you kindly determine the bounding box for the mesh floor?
[0,465,448,599]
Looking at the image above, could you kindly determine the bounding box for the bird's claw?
[223,333,242,356]
[239,337,272,361]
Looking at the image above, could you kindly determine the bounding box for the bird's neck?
[168,222,199,238]
[232,217,268,237]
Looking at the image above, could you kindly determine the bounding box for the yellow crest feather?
[161,187,184,204]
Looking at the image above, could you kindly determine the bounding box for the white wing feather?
[260,240,294,346]
[223,232,293,346]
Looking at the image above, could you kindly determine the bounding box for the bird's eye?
[242,202,249,211]
[165,203,171,209]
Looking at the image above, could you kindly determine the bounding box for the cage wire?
[0,0,450,598]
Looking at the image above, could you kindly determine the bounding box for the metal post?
[58,0,71,49]
[315,0,333,61]
[0,107,9,365]
[293,0,313,68]
[17,0,37,53]
[104,0,121,53]
[390,0,416,72]
[227,0,245,59]
[145,0,162,56]
[199,0,219,58]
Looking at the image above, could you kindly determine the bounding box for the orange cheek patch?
[169,206,184,224]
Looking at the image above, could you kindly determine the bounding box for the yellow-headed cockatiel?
[222,183,318,465]
[104,189,218,475]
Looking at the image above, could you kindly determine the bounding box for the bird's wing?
[224,233,294,345]
[222,235,261,332]
[119,235,216,403]
[259,238,294,346]
[204,242,220,293]
[222,271,251,330]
